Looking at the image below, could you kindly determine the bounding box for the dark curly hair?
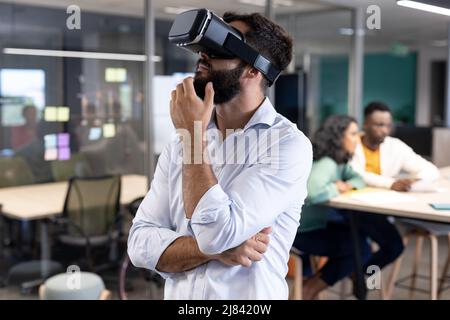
[313,115,357,164]
[223,12,293,88]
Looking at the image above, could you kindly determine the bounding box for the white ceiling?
[323,0,450,51]
[0,0,333,17]
[1,0,449,53]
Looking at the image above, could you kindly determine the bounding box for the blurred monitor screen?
[393,125,432,158]
[275,72,307,133]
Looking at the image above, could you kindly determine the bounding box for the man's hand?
[213,227,272,268]
[391,178,416,192]
[170,77,215,134]
[335,180,353,194]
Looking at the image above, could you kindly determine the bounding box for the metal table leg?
[0,205,4,258]
[40,220,51,277]
[349,213,367,300]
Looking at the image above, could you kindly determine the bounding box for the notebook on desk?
[429,203,450,211]
[348,189,416,205]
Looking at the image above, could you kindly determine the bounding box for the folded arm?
[188,134,312,255]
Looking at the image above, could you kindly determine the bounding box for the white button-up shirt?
[128,97,312,299]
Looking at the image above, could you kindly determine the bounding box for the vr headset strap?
[224,34,281,86]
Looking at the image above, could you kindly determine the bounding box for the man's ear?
[243,66,262,82]
[248,67,260,79]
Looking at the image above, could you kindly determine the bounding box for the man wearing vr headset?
[128,10,312,299]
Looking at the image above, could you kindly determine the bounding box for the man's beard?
[363,136,385,151]
[370,135,386,146]
[193,61,245,104]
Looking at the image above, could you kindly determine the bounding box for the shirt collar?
[243,97,277,130]
[207,97,277,131]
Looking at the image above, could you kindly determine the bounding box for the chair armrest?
[51,216,92,247]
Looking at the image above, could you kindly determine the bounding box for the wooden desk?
[0,174,148,221]
[329,167,450,223]
[326,167,450,300]
[0,175,148,261]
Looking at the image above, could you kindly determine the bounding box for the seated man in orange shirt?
[351,102,439,191]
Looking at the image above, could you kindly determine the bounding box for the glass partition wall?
[278,7,353,136]
[0,0,354,187]
[0,1,147,185]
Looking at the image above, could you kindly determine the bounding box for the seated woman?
[294,115,404,300]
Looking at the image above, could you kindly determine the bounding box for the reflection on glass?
[0,69,46,117]
[0,1,197,188]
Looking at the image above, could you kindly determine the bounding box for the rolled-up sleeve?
[127,143,182,279]
[190,133,312,255]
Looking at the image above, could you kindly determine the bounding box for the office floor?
[324,234,450,300]
[1,235,449,300]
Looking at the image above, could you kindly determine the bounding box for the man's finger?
[399,181,411,189]
[239,257,252,268]
[171,90,177,105]
[204,82,215,107]
[255,233,270,245]
[247,250,262,262]
[182,77,196,97]
[398,179,414,185]
[253,240,268,254]
[176,83,184,99]
[260,227,272,235]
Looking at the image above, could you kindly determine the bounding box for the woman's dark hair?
[313,114,357,164]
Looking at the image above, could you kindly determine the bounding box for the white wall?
[433,128,450,167]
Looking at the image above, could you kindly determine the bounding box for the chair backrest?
[63,175,121,237]
[287,249,303,300]
[126,197,144,218]
[0,156,34,187]
[51,153,92,182]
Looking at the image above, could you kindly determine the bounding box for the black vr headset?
[168,8,281,86]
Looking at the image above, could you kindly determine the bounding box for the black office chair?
[5,260,64,294]
[53,175,122,272]
[118,197,164,300]
[0,163,63,294]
